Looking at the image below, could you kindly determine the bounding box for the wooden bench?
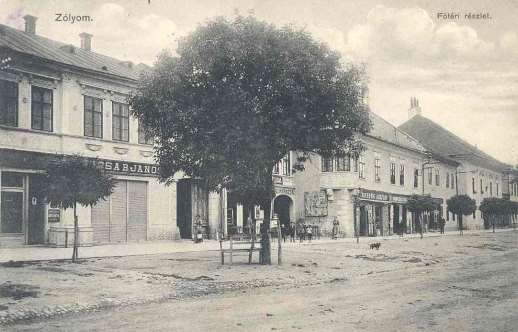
[219,236,262,265]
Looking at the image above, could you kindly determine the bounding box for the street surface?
[3,231,518,331]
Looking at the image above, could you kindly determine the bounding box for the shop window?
[84,96,103,138]
[390,162,396,184]
[1,172,24,188]
[0,80,18,127]
[400,164,405,186]
[321,157,333,172]
[112,102,129,142]
[374,158,381,182]
[414,169,419,188]
[31,86,53,132]
[138,119,154,145]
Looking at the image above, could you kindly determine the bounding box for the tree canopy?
[129,15,371,208]
[405,194,440,213]
[41,155,115,209]
[447,195,476,217]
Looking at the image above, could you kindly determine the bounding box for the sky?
[1,0,517,165]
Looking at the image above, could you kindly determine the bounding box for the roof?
[366,112,426,153]
[0,23,147,81]
[398,114,509,172]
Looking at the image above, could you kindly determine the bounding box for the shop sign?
[275,186,295,196]
[391,195,408,204]
[359,189,390,202]
[94,159,159,176]
[48,209,60,223]
[304,191,328,216]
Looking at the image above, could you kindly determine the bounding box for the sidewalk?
[0,228,514,263]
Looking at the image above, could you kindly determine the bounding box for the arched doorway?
[273,195,293,229]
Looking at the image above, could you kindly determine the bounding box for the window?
[84,96,103,138]
[414,169,419,188]
[435,169,440,186]
[496,183,499,196]
[0,80,18,126]
[112,102,129,141]
[399,165,405,186]
[472,177,476,194]
[31,86,52,131]
[446,172,450,188]
[446,211,449,221]
[490,182,493,196]
[336,155,350,172]
[1,172,23,188]
[473,210,476,219]
[390,162,396,184]
[428,168,433,185]
[451,173,455,190]
[322,157,333,172]
[138,120,154,145]
[352,157,358,172]
[358,155,365,179]
[282,154,290,175]
[375,158,381,182]
[480,179,484,194]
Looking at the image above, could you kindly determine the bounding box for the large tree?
[405,194,440,239]
[41,155,115,262]
[130,16,371,264]
[447,195,476,236]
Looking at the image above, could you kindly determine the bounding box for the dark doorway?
[374,205,382,236]
[176,179,208,239]
[273,195,292,229]
[359,206,368,236]
[28,175,46,244]
[393,204,400,234]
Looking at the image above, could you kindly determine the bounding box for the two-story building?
[292,102,460,238]
[399,101,509,230]
[0,16,179,247]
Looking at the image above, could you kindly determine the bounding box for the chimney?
[79,32,93,51]
[408,97,422,119]
[23,15,37,34]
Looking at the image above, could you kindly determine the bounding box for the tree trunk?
[72,203,79,262]
[458,214,463,236]
[419,212,423,239]
[260,201,272,265]
[492,215,495,233]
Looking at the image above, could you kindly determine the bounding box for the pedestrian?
[332,217,339,239]
[439,217,446,234]
[290,222,296,242]
[281,223,287,243]
[299,223,305,243]
[307,224,313,242]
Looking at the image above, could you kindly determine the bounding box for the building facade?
[292,111,460,238]
[0,16,179,247]
[399,104,508,230]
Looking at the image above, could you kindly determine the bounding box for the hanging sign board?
[304,191,328,217]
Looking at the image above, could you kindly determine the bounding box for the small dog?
[369,242,381,250]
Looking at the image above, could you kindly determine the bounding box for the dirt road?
[5,232,518,331]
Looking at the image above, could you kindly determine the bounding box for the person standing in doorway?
[332,217,339,239]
